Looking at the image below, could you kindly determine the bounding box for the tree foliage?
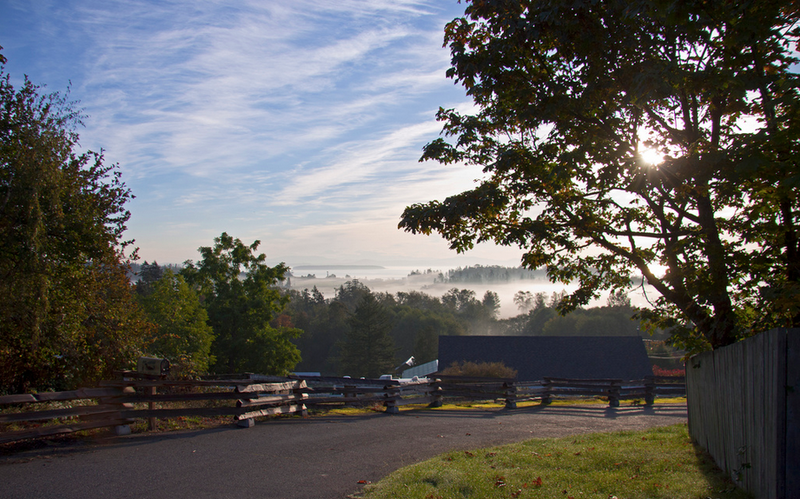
[338,292,396,378]
[181,233,301,375]
[514,291,535,313]
[287,287,350,374]
[285,284,472,374]
[390,306,464,364]
[400,0,800,353]
[482,290,501,319]
[285,279,670,373]
[0,60,150,392]
[135,260,165,296]
[137,269,215,375]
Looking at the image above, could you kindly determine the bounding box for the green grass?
[359,424,751,499]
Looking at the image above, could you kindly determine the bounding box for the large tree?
[285,287,350,375]
[0,58,151,392]
[338,292,396,378]
[400,0,799,353]
[181,233,301,375]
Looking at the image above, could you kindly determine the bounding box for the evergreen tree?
[286,290,348,375]
[412,325,439,365]
[338,292,396,378]
[135,260,165,296]
[482,290,501,319]
[334,280,371,312]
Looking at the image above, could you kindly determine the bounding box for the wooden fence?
[513,376,686,407]
[686,328,799,499]
[1,374,683,446]
[0,376,310,444]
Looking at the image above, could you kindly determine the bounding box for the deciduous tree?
[181,233,301,375]
[514,291,534,313]
[400,0,799,353]
[0,58,150,392]
[137,270,215,375]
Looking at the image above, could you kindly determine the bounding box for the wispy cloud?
[63,1,457,180]
[271,119,444,204]
[1,0,501,266]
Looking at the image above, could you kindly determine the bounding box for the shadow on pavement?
[0,403,687,464]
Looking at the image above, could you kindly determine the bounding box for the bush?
[441,361,517,379]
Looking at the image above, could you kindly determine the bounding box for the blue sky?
[1,0,525,268]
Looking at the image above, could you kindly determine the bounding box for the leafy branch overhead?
[400,0,800,353]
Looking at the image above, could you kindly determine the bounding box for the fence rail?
[1,374,684,445]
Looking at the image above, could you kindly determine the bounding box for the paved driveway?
[0,404,687,499]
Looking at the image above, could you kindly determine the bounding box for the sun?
[639,146,664,166]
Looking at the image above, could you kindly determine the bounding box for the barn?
[438,335,653,381]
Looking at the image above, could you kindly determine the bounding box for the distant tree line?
[129,262,182,281]
[282,280,670,377]
[282,281,501,377]
[502,289,669,339]
[439,265,544,284]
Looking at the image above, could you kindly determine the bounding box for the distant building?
[402,359,439,378]
[438,336,653,381]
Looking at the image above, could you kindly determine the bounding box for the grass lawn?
[358,423,751,499]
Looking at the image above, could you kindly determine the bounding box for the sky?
[1,0,526,269]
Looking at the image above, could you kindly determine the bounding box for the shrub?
[441,361,517,379]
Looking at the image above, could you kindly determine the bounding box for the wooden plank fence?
[1,374,684,445]
[433,374,517,408]
[687,328,799,499]
[510,376,685,407]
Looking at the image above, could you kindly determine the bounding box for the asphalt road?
[0,404,687,499]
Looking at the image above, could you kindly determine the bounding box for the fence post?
[237,417,255,428]
[385,383,400,414]
[608,380,620,407]
[294,381,308,417]
[644,376,656,405]
[428,378,443,408]
[504,381,517,409]
[99,385,135,435]
[235,380,253,428]
[541,378,552,405]
[147,385,157,431]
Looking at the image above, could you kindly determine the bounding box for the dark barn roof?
[438,335,653,381]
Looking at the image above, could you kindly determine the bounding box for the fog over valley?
[284,265,656,319]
